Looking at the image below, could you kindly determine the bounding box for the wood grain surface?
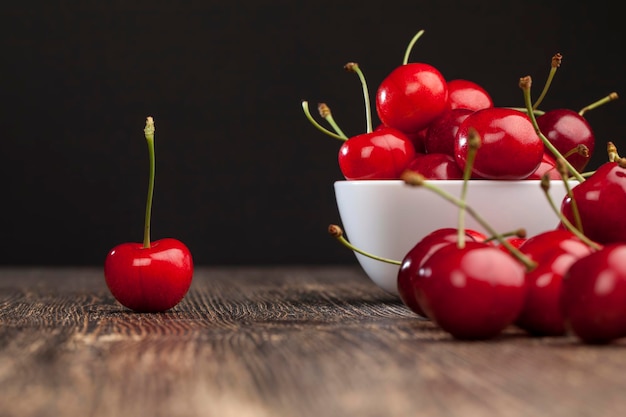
[1,266,625,417]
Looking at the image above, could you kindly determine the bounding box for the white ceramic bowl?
[334,179,577,295]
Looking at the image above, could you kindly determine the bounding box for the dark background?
[1,0,624,266]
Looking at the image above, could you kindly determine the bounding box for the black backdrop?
[1,0,624,266]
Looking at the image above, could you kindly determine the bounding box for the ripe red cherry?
[375,63,448,134]
[560,244,626,344]
[404,153,464,179]
[446,79,494,111]
[455,108,543,179]
[105,238,194,312]
[537,109,594,172]
[423,108,473,156]
[338,127,416,180]
[527,153,561,180]
[515,230,596,336]
[416,241,527,339]
[560,160,626,244]
[397,228,487,317]
[375,123,426,153]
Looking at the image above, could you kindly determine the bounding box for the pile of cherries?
[308,30,626,344]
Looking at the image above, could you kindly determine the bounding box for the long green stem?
[143,117,156,249]
[328,224,401,265]
[318,103,349,138]
[519,76,586,183]
[344,62,373,133]
[457,128,481,249]
[532,53,562,110]
[302,101,347,141]
[402,29,425,65]
[579,92,619,116]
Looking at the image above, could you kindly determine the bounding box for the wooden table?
[1,266,625,417]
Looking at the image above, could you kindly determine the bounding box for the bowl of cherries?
[305,30,626,343]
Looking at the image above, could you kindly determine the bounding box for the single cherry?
[527,153,561,180]
[515,230,596,336]
[446,79,494,111]
[537,109,594,172]
[560,244,626,344]
[416,241,527,340]
[404,153,464,179]
[455,107,543,179]
[397,228,487,317]
[560,158,626,245]
[423,108,473,156]
[104,117,194,313]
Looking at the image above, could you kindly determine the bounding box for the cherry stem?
[483,228,527,244]
[301,100,347,141]
[402,29,425,65]
[318,103,348,138]
[540,174,601,251]
[555,158,584,232]
[562,144,590,160]
[532,53,562,110]
[401,171,538,271]
[143,117,156,249]
[328,224,401,265]
[519,75,586,183]
[344,62,373,133]
[457,128,481,249]
[579,92,619,117]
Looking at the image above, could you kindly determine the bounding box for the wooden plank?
[1,267,625,417]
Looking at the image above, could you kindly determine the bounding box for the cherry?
[455,107,543,179]
[397,228,487,317]
[536,109,595,172]
[527,153,561,180]
[423,108,473,156]
[515,230,596,336]
[560,244,626,344]
[446,79,494,111]
[104,117,194,313]
[376,62,448,134]
[404,152,464,179]
[560,158,626,245]
[376,123,426,153]
[416,240,527,340]
[338,127,417,180]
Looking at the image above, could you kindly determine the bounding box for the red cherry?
[104,117,194,313]
[416,241,527,339]
[560,244,626,344]
[376,123,426,153]
[560,161,626,244]
[515,230,596,336]
[423,108,473,156]
[446,79,494,111]
[338,127,416,180]
[105,238,194,313]
[537,109,595,172]
[397,228,487,317]
[404,152,464,180]
[455,108,543,179]
[527,153,561,180]
[375,63,448,134]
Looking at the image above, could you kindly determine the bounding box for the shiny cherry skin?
[455,108,543,179]
[527,153,561,180]
[404,153,464,179]
[104,238,194,313]
[560,244,626,344]
[416,241,527,339]
[423,108,473,156]
[560,161,626,244]
[537,109,594,172]
[397,228,487,317]
[375,63,448,134]
[516,230,596,336]
[446,79,494,111]
[338,127,416,180]
[375,123,426,153]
